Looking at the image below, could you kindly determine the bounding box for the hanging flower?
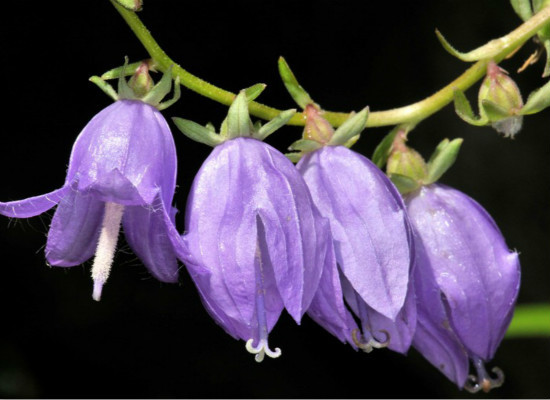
[0,62,186,300]
[174,89,328,361]
[291,103,416,353]
[406,184,520,392]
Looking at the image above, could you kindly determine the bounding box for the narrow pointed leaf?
[288,139,322,152]
[172,117,224,147]
[521,79,550,114]
[426,138,463,184]
[453,90,488,126]
[436,29,503,62]
[101,60,155,80]
[329,107,369,146]
[342,134,360,149]
[372,126,401,168]
[142,67,173,106]
[542,40,550,78]
[244,83,267,102]
[285,152,302,163]
[227,91,252,138]
[257,109,296,140]
[278,56,315,109]
[89,76,119,101]
[510,0,533,21]
[117,58,135,99]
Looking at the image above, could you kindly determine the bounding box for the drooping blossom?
[293,105,416,353]
[175,90,328,361]
[406,184,520,392]
[0,64,186,300]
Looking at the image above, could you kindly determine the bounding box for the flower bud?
[478,62,523,137]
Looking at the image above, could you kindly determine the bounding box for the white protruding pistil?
[91,202,125,301]
[245,338,281,362]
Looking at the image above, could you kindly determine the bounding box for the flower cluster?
[0,61,520,393]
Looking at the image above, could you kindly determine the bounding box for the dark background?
[0,0,549,398]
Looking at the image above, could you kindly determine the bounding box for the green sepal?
[342,134,360,149]
[117,58,136,100]
[244,84,267,102]
[389,173,421,195]
[285,152,303,164]
[425,138,463,184]
[510,0,533,21]
[278,56,315,109]
[435,29,502,62]
[172,117,224,147]
[226,91,253,139]
[453,90,489,126]
[89,76,119,101]
[288,139,322,152]
[520,79,550,114]
[372,126,401,169]
[112,0,143,11]
[142,67,176,109]
[480,99,512,120]
[328,107,369,146]
[257,109,296,141]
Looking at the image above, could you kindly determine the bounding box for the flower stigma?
[464,356,504,393]
[91,202,125,301]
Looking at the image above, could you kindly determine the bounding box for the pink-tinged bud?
[128,62,154,98]
[478,62,524,137]
[304,104,335,144]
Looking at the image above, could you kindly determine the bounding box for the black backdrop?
[0,1,549,398]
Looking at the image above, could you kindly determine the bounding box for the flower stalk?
[111,0,550,128]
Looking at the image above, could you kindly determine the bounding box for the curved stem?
[111,1,550,128]
[505,303,550,338]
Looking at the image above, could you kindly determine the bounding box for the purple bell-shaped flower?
[406,184,520,392]
[291,103,416,354]
[0,63,186,300]
[174,89,328,361]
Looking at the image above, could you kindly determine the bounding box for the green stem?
[112,1,550,128]
[506,303,550,338]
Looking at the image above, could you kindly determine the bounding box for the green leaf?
[227,91,252,138]
[329,107,369,146]
[371,126,401,169]
[389,173,421,195]
[521,79,550,114]
[435,29,503,62]
[142,66,174,107]
[426,138,463,184]
[278,56,315,109]
[172,117,224,147]
[510,0,533,21]
[256,109,296,141]
[285,152,302,164]
[288,139,322,152]
[89,76,119,101]
[453,90,488,126]
[244,83,267,102]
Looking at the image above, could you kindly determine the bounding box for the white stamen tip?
[91,202,124,301]
[245,338,281,363]
[92,280,104,302]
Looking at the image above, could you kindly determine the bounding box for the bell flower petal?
[297,145,412,320]
[0,186,71,218]
[405,184,520,361]
[184,137,326,358]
